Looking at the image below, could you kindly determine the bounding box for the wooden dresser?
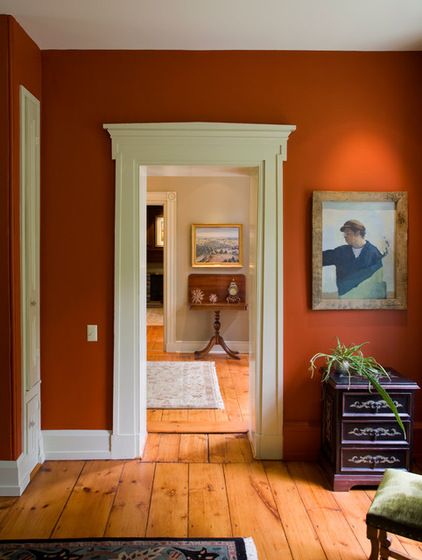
[321,370,419,491]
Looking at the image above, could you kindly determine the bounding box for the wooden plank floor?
[147,325,249,433]
[2,434,422,560]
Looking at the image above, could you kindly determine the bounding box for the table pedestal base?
[194,310,240,360]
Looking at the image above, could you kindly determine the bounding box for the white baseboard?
[167,340,249,354]
[43,430,112,460]
[1,430,147,493]
[111,431,148,459]
[42,430,148,460]
[0,454,31,496]
[249,430,283,460]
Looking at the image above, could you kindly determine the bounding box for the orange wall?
[0,15,13,460]
[39,50,422,458]
[0,16,41,460]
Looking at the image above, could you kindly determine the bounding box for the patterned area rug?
[0,537,258,559]
[147,361,224,409]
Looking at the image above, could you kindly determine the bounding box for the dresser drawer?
[343,392,411,417]
[340,447,408,472]
[341,421,409,444]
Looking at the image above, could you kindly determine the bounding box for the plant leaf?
[362,370,406,437]
[309,338,406,439]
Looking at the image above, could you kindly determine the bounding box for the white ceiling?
[1,0,421,51]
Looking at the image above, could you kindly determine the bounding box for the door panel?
[26,394,40,462]
[20,86,41,470]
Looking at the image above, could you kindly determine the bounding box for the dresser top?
[326,368,420,391]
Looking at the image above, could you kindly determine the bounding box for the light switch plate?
[87,324,98,342]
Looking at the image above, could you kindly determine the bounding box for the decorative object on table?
[309,338,405,433]
[192,223,243,267]
[314,349,419,491]
[366,469,422,560]
[188,274,246,306]
[226,278,241,303]
[0,537,258,560]
[147,361,224,409]
[312,191,408,310]
[191,287,205,304]
[188,274,247,360]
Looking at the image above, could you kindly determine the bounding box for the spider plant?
[309,339,405,436]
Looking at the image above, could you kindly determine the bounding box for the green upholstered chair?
[366,469,422,560]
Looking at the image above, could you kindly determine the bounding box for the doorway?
[146,167,254,434]
[146,191,177,352]
[146,204,164,332]
[104,122,295,460]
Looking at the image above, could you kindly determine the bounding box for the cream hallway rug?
[147,361,224,409]
[146,307,164,325]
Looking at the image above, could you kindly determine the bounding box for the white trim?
[0,454,31,496]
[244,538,259,560]
[110,157,145,459]
[19,86,42,476]
[41,430,148,461]
[248,430,283,460]
[42,430,112,460]
[146,191,177,351]
[111,432,148,460]
[167,340,249,354]
[104,122,295,460]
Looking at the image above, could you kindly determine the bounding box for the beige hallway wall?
[148,175,250,342]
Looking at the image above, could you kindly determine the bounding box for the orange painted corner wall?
[0,15,13,460]
[0,15,41,460]
[40,50,422,457]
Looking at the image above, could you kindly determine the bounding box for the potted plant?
[309,339,405,436]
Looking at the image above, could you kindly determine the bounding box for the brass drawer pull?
[348,454,401,466]
[348,427,402,438]
[350,399,403,411]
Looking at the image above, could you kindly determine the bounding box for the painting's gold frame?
[312,191,408,310]
[192,223,243,268]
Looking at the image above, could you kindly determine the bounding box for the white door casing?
[20,86,43,476]
[146,191,177,352]
[0,86,41,496]
[104,122,295,459]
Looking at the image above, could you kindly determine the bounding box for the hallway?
[147,326,249,433]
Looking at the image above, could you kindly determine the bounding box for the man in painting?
[323,219,389,299]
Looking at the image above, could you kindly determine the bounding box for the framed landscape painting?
[312,191,408,310]
[192,224,243,267]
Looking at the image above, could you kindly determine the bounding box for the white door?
[20,86,42,474]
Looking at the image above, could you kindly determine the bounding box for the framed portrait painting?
[192,224,243,267]
[312,191,408,310]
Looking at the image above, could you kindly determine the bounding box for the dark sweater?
[323,241,383,296]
